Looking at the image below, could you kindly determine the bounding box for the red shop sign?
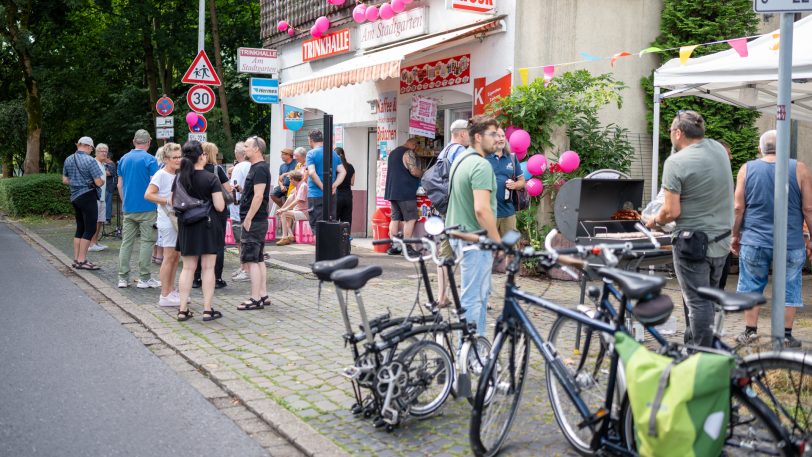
[399,54,470,94]
[302,29,352,62]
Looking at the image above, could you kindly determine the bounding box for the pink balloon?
[185,112,199,127]
[315,16,330,33]
[310,25,322,38]
[327,0,345,5]
[509,129,531,153]
[391,0,405,13]
[353,4,367,23]
[505,125,517,140]
[379,3,394,19]
[403,0,413,3]
[277,20,289,32]
[526,178,544,197]
[365,5,379,21]
[527,154,548,175]
[287,27,296,36]
[558,150,581,173]
[515,149,527,161]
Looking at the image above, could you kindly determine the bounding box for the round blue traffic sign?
[155,96,174,117]
[189,114,207,133]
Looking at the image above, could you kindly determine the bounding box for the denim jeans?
[737,245,806,307]
[118,211,156,281]
[105,190,113,222]
[451,240,493,336]
[672,250,727,347]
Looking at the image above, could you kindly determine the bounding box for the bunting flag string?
[515,31,773,84]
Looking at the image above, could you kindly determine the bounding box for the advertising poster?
[282,104,304,131]
[408,95,438,139]
[376,160,389,208]
[376,91,397,159]
[399,54,470,94]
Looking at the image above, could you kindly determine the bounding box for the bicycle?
[461,227,803,456]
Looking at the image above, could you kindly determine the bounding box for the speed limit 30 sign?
[187,85,216,113]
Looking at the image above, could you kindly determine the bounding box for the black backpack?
[422,143,467,214]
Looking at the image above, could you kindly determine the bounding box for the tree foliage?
[642,0,761,175]
[0,0,266,174]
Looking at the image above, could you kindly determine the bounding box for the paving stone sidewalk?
[17,218,812,457]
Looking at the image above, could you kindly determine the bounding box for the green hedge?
[0,174,74,217]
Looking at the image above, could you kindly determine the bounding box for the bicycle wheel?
[742,352,812,447]
[398,340,454,418]
[546,314,615,456]
[462,336,493,406]
[469,326,530,457]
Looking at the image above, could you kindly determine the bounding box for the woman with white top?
[144,142,183,307]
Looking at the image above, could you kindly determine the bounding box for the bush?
[0,174,74,217]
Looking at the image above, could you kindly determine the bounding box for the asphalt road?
[0,221,267,457]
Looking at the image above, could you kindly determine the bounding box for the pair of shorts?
[240,218,268,263]
[389,199,417,221]
[97,201,107,223]
[737,245,806,307]
[282,210,308,221]
[271,186,287,199]
[156,226,177,248]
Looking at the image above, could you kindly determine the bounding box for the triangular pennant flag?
[518,68,529,86]
[543,65,555,86]
[610,52,631,67]
[727,38,748,57]
[579,52,602,62]
[679,45,698,65]
[770,40,780,51]
[638,47,662,57]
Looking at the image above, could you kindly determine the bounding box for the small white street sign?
[188,132,207,142]
[156,127,174,139]
[238,48,279,75]
[754,0,812,13]
[156,117,174,128]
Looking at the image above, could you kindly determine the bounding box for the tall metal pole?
[198,0,205,52]
[323,114,334,221]
[771,12,794,350]
[651,87,661,201]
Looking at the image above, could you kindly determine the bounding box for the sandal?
[71,259,80,268]
[74,260,101,270]
[152,256,163,265]
[260,295,271,307]
[177,309,194,321]
[203,309,223,321]
[237,298,264,311]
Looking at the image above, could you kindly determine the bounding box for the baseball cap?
[133,129,152,143]
[450,119,468,132]
[77,136,94,148]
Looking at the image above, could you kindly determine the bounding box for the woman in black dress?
[335,147,355,234]
[175,141,226,322]
[192,142,232,289]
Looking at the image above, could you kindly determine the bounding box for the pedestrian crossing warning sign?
[181,50,222,86]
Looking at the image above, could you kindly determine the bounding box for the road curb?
[5,218,349,457]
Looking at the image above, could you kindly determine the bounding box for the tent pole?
[771,13,794,350]
[651,87,661,201]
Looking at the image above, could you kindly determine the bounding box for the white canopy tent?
[650,15,812,197]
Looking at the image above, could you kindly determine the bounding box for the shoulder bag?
[510,153,530,212]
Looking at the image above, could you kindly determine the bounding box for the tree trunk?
[208,0,233,152]
[142,31,160,115]
[2,154,13,178]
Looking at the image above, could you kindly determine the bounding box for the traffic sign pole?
[198,0,205,52]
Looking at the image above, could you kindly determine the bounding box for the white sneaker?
[88,244,106,252]
[117,279,129,288]
[170,290,191,304]
[231,268,243,278]
[137,278,162,289]
[158,293,181,307]
[233,270,250,282]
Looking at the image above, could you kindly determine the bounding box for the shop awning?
[280,18,503,98]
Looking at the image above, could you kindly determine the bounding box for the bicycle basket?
[615,332,733,457]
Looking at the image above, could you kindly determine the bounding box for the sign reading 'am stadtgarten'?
[358,7,429,49]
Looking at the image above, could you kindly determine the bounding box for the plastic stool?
[225,218,236,245]
[264,216,277,242]
[295,220,315,244]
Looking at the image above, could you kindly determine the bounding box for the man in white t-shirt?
[88,144,110,252]
[144,142,183,307]
[229,141,252,281]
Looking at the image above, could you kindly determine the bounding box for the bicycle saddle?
[598,268,665,300]
[632,295,674,326]
[311,255,359,282]
[331,265,383,291]
[696,287,765,312]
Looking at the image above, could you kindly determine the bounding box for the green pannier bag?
[614,332,734,457]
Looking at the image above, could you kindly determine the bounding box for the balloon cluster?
[507,126,580,198]
[353,0,411,24]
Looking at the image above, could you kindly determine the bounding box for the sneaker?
[215,279,227,289]
[137,278,162,289]
[88,244,107,252]
[785,335,802,349]
[158,293,181,307]
[170,290,191,304]
[735,330,760,346]
[406,246,421,258]
[386,246,402,256]
[231,268,243,278]
[117,279,129,288]
[276,237,292,246]
[233,270,250,282]
[192,278,202,289]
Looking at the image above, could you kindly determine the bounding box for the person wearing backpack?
[446,115,501,335]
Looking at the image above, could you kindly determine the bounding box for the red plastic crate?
[264,216,277,242]
[295,220,315,244]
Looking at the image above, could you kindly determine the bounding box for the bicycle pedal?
[577,407,608,429]
[341,366,361,379]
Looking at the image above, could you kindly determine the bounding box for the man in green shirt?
[646,110,733,347]
[447,115,501,336]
